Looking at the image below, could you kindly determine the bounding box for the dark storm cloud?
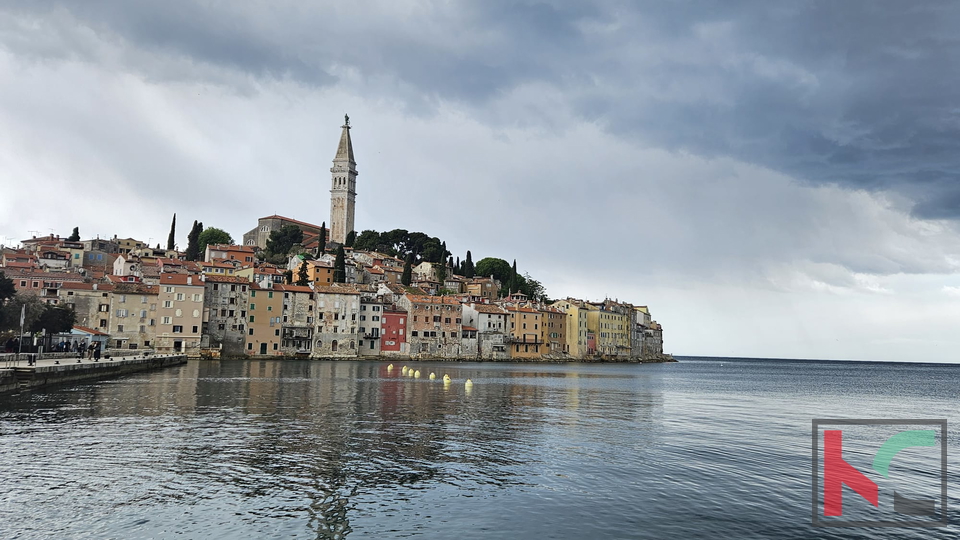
[4,1,960,217]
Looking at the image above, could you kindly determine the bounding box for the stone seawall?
[0,355,187,395]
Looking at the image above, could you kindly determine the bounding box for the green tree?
[436,261,447,285]
[185,220,203,261]
[333,246,347,283]
[296,260,309,286]
[353,230,381,252]
[0,271,15,305]
[30,304,76,334]
[68,227,80,242]
[520,273,547,302]
[284,269,293,285]
[264,225,304,264]
[463,250,475,278]
[345,230,356,248]
[167,213,176,250]
[318,222,327,255]
[474,257,511,284]
[197,227,234,257]
[401,254,413,286]
[455,256,460,274]
[0,293,43,332]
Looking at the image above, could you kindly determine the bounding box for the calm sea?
[0,357,957,539]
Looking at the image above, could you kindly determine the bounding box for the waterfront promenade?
[0,352,187,394]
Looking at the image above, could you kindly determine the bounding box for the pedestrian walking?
[93,343,101,361]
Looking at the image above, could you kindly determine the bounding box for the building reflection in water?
[0,360,665,538]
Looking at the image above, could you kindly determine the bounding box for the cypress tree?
[68,227,80,242]
[345,230,356,248]
[509,259,518,294]
[296,260,309,286]
[464,250,475,278]
[334,246,346,283]
[284,269,293,284]
[455,256,460,274]
[436,261,447,285]
[318,222,327,255]
[185,220,201,260]
[166,213,176,250]
[401,254,413,286]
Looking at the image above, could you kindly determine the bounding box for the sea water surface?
[0,357,957,539]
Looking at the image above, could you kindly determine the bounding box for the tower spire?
[335,114,355,163]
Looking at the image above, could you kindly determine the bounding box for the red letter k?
[824,430,879,516]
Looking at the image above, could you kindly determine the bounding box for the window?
[164,286,173,293]
[163,300,173,308]
[193,294,202,302]
[275,329,280,336]
[372,316,380,321]
[173,325,183,333]
[119,295,126,303]
[268,291,273,299]
[273,343,278,350]
[192,326,198,333]
[117,324,124,332]
[162,317,172,325]
[249,315,255,323]
[445,318,451,324]
[248,328,254,335]
[176,293,184,301]
[360,315,366,321]
[248,343,253,350]
[455,318,461,324]
[411,331,418,337]
[99,304,109,312]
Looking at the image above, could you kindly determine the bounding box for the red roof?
[159,274,203,286]
[260,215,323,230]
[73,325,109,336]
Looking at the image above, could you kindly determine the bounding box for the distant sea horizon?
[677,354,960,365]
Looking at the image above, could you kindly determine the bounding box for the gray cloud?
[5,1,960,219]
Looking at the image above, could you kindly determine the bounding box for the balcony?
[505,335,543,345]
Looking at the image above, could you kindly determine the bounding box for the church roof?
[335,114,355,163]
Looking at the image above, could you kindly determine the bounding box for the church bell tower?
[329,114,357,245]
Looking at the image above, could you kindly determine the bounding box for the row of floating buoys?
[385,364,472,389]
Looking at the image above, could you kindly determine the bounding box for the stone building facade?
[202,275,250,357]
[312,285,361,357]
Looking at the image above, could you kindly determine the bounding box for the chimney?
[93,283,98,290]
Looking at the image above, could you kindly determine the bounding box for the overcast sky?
[2,1,960,362]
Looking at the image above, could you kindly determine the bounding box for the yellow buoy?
[429,372,436,380]
[408,369,415,377]
[414,370,421,378]
[465,379,474,388]
[401,366,408,375]
[442,374,451,382]
[387,364,394,371]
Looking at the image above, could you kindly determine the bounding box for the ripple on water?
[0,358,958,539]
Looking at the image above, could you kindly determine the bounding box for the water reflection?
[0,360,666,539]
